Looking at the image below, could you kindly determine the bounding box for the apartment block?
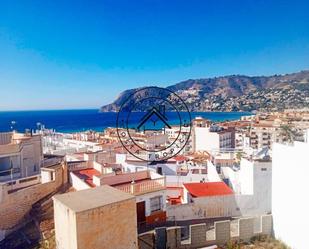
[0,132,43,182]
[193,125,235,152]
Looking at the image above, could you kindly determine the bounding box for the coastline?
[0,109,251,133]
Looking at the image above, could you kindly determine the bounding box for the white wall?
[166,175,208,187]
[222,167,241,193]
[221,158,272,216]
[53,198,78,249]
[194,127,220,152]
[272,142,309,249]
[69,172,91,191]
[207,161,222,182]
[122,161,150,173]
[136,190,167,216]
[41,169,54,183]
[0,230,5,242]
[92,161,113,174]
[168,194,269,221]
[239,159,254,195]
[168,195,237,220]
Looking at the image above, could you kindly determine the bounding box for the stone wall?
[139,214,272,249]
[0,162,67,236]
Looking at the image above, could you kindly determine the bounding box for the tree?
[279,125,299,143]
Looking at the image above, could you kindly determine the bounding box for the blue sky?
[0,0,309,110]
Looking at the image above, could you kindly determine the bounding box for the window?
[261,168,267,171]
[150,196,162,212]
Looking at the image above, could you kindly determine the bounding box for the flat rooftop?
[73,168,101,187]
[53,185,135,213]
[72,169,152,187]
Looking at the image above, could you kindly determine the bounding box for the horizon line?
[0,108,100,112]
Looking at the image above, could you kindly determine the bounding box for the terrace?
[71,168,166,195]
[114,177,166,195]
[0,174,41,202]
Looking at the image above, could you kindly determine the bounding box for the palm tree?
[236,151,243,162]
[279,125,299,143]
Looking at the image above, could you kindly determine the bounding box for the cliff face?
[100,70,309,112]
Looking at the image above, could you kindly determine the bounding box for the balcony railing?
[0,167,20,177]
[115,177,166,195]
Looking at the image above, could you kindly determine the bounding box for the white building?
[0,132,43,182]
[221,154,272,216]
[272,138,309,249]
[69,166,167,226]
[42,132,103,155]
[193,126,234,152]
[164,125,192,154]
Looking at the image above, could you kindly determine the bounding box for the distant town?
[100,70,309,113]
[1,108,309,248]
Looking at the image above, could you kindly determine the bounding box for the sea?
[0,109,251,133]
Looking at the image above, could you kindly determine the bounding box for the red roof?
[173,155,187,162]
[73,168,101,187]
[183,182,233,197]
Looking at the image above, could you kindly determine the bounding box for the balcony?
[0,168,21,183]
[0,174,41,202]
[115,177,166,195]
[0,167,20,177]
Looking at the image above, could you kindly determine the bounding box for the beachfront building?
[42,131,104,155]
[0,132,43,182]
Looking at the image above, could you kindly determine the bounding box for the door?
[136,201,146,225]
[157,166,163,175]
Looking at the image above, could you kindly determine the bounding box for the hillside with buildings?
[100,70,309,112]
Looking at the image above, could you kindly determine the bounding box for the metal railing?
[0,167,20,177]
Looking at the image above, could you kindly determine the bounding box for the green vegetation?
[101,70,309,112]
[223,236,290,249]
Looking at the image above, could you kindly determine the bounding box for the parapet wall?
[139,214,272,249]
[167,194,271,221]
[0,162,67,239]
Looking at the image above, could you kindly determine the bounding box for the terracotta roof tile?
[183,182,233,197]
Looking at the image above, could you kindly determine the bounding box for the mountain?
[100,70,309,112]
